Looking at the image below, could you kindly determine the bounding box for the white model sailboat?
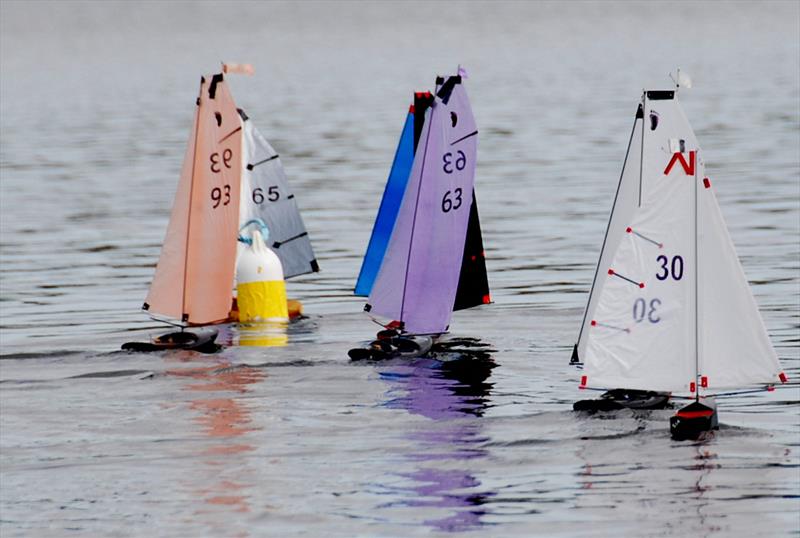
[571,83,787,438]
[238,111,319,278]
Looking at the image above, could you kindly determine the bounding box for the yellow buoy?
[236,229,288,322]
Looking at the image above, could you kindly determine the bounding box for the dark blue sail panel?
[354,109,415,296]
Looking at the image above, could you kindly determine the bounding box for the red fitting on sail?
[701,376,708,388]
[580,375,587,388]
[677,409,714,419]
[608,269,615,275]
[639,283,645,289]
[482,294,491,304]
[767,386,775,392]
[703,177,711,189]
[590,320,597,326]
[409,104,415,113]
[626,227,632,233]
[690,382,696,393]
[779,372,788,383]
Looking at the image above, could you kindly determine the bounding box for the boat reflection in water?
[378,338,496,532]
[165,352,266,530]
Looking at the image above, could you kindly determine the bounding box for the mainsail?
[239,114,318,278]
[413,89,490,312]
[367,75,478,334]
[354,106,415,296]
[144,74,243,324]
[576,90,784,393]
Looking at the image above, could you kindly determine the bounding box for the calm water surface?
[1,1,799,536]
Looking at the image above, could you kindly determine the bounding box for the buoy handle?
[238,218,270,245]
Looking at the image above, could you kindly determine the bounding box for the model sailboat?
[125,67,317,351]
[571,82,787,438]
[350,72,490,360]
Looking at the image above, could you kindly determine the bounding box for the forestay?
[145,74,242,325]
[367,76,478,335]
[239,116,318,278]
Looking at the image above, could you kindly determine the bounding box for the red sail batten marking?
[690,382,696,393]
[779,372,788,383]
[701,376,708,388]
[703,177,711,188]
[580,375,587,388]
[767,386,775,392]
[482,294,491,304]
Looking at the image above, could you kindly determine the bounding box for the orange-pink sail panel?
[145,74,242,324]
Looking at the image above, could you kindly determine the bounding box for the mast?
[694,145,700,402]
[180,78,204,324]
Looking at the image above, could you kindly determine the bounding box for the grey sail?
[240,113,319,278]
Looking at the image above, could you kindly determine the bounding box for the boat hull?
[669,398,718,440]
[573,389,671,412]
[122,328,219,353]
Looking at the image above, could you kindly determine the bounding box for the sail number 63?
[442,150,466,174]
[441,188,463,213]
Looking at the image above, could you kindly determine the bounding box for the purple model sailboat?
[350,71,489,360]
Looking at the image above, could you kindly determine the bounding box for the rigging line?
[400,103,435,324]
[450,130,478,146]
[246,154,279,170]
[627,227,663,248]
[574,107,642,351]
[180,79,205,325]
[591,320,630,333]
[638,95,646,207]
[608,269,644,288]
[218,126,241,144]
[272,231,308,248]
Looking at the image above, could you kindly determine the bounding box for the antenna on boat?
[669,68,692,92]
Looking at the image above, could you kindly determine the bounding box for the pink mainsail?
[367,76,478,334]
[144,74,243,324]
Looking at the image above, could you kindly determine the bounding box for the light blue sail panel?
[354,109,415,296]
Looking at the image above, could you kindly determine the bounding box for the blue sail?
[354,108,415,296]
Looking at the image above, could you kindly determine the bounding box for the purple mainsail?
[367,76,478,334]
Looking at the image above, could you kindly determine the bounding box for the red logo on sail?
[663,150,696,176]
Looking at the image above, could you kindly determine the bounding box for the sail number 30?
[656,255,684,281]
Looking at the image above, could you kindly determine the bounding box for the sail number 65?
[441,188,463,213]
[442,150,466,174]
[252,186,280,204]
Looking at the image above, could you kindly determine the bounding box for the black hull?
[670,399,718,440]
[122,328,219,353]
[574,388,671,412]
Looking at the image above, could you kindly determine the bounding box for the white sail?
[239,115,318,278]
[698,183,783,388]
[580,90,785,393]
[575,105,644,361]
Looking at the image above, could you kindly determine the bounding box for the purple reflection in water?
[379,348,496,532]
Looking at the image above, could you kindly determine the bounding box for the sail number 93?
[210,149,233,173]
[211,185,231,208]
[442,150,466,174]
